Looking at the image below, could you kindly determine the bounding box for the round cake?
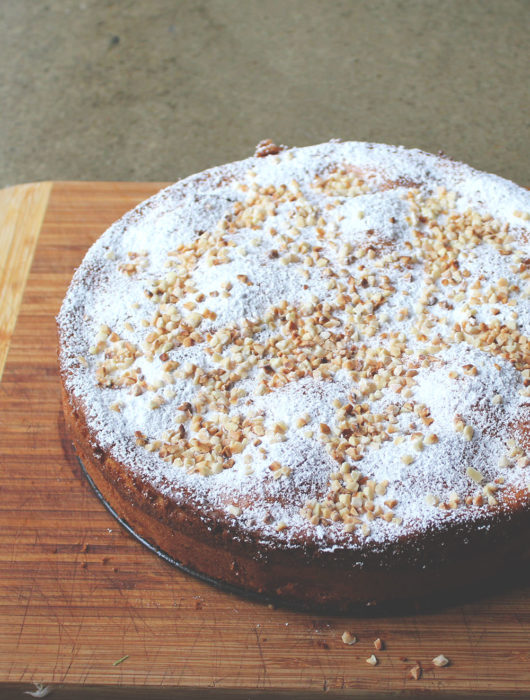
[58,141,530,611]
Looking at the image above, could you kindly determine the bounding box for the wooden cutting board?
[1,181,529,699]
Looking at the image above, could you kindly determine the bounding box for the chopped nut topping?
[466,467,483,484]
[255,139,285,157]
[462,424,474,442]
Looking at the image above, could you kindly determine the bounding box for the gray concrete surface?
[0,0,528,189]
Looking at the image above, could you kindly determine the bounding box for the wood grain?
[0,181,52,380]
[0,181,529,699]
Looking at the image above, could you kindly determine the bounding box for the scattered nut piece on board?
[432,654,450,667]
[341,631,357,645]
[409,664,422,680]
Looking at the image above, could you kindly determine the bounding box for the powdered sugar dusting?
[57,141,530,552]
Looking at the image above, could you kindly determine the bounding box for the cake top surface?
[58,140,530,553]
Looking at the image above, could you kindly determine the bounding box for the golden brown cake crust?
[58,141,530,611]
